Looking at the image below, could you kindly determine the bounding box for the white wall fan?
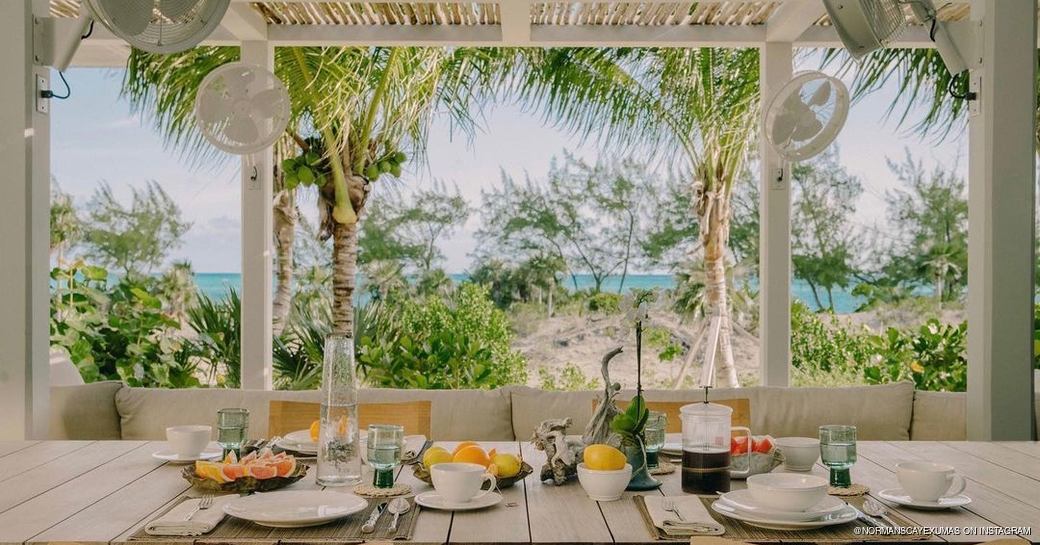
[38,0,230,71]
[765,71,850,162]
[823,0,971,75]
[194,62,291,157]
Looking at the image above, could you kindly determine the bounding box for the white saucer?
[224,490,368,528]
[415,491,502,511]
[152,449,222,463]
[718,489,847,522]
[279,430,319,454]
[711,501,858,530]
[877,488,972,510]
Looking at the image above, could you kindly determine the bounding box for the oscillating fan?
[823,0,969,74]
[83,0,230,54]
[194,62,291,156]
[765,71,850,162]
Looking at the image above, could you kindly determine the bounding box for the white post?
[758,42,793,387]
[966,0,1037,439]
[0,0,50,439]
[239,41,274,390]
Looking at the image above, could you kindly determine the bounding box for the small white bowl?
[166,425,212,458]
[577,463,632,502]
[774,437,820,472]
[746,473,828,512]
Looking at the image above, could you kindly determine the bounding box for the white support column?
[0,0,50,439]
[239,41,274,390]
[966,0,1037,440]
[758,42,793,387]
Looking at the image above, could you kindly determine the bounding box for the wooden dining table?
[0,440,1036,545]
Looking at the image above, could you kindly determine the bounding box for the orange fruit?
[272,457,296,477]
[453,445,491,467]
[309,420,320,442]
[195,461,228,483]
[222,463,247,481]
[247,464,278,480]
[583,444,627,471]
[452,441,480,456]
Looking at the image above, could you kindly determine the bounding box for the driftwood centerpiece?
[582,346,624,447]
[531,418,584,485]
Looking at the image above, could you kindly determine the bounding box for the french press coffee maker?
[679,387,751,494]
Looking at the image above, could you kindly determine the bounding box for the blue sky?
[52,56,966,273]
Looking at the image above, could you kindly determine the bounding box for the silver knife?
[361,501,388,533]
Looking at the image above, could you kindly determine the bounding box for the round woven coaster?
[828,483,869,496]
[649,461,677,475]
[353,482,412,497]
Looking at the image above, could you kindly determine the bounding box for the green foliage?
[537,363,598,391]
[584,291,622,313]
[644,327,682,362]
[281,137,331,190]
[50,261,200,387]
[273,300,330,391]
[81,181,190,275]
[50,183,81,262]
[356,283,527,389]
[186,289,242,388]
[610,394,649,447]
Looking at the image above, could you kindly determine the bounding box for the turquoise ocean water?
[194,272,866,313]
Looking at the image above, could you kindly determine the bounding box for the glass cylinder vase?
[316,335,361,486]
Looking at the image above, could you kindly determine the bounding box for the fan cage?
[85,0,230,54]
[861,0,907,46]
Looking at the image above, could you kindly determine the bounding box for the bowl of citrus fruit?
[413,442,532,488]
[577,444,632,501]
[186,448,308,492]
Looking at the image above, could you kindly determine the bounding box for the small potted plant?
[611,290,661,491]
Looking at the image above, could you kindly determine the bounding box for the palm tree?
[125,46,508,337]
[512,48,760,387]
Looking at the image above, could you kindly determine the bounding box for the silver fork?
[662,498,685,522]
[185,495,214,521]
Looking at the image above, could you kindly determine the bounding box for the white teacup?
[775,437,820,472]
[896,461,966,502]
[430,463,497,504]
[166,425,212,458]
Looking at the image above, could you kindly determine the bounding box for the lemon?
[583,444,627,471]
[422,446,454,468]
[490,453,522,478]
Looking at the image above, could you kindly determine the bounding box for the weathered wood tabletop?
[0,440,1036,545]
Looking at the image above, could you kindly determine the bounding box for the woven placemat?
[354,482,412,497]
[649,461,677,475]
[829,483,869,496]
[130,495,421,542]
[633,495,928,542]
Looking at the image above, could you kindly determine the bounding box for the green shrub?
[864,320,967,391]
[584,291,622,313]
[538,363,598,391]
[186,289,242,387]
[357,283,527,389]
[50,261,200,387]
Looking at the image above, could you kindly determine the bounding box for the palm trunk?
[331,220,359,337]
[698,191,739,388]
[272,188,297,336]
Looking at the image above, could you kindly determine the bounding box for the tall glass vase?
[316,335,361,486]
[624,437,662,491]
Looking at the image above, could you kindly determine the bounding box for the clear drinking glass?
[367,424,405,488]
[643,411,667,469]
[217,408,249,458]
[819,424,857,487]
[317,336,361,486]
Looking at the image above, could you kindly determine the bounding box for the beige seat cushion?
[49,381,122,439]
[116,387,514,441]
[910,391,966,440]
[510,382,916,441]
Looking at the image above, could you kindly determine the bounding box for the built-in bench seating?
[48,377,1040,441]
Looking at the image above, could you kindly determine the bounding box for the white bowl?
[166,425,212,458]
[577,463,632,502]
[774,437,820,471]
[746,473,828,512]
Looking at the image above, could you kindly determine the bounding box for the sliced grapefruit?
[223,451,238,464]
[221,463,247,481]
[240,451,257,464]
[272,457,296,477]
[257,447,274,460]
[247,463,278,479]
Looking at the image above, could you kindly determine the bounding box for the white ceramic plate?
[223,490,368,528]
[279,430,319,453]
[152,448,222,464]
[877,488,972,510]
[414,491,502,512]
[711,501,858,531]
[718,490,847,522]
